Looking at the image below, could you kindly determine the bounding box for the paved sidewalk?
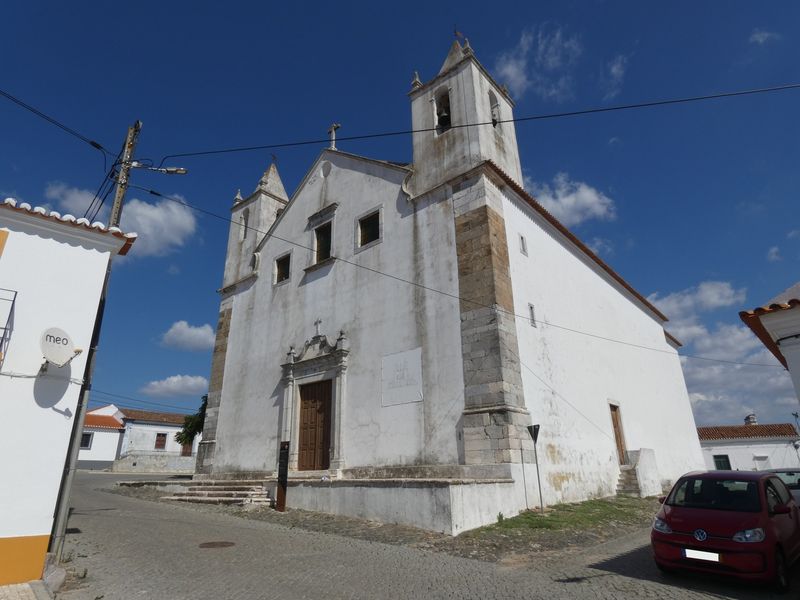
[0,582,50,600]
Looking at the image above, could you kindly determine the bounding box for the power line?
[156,82,800,166]
[128,183,783,369]
[0,87,114,158]
[90,387,198,413]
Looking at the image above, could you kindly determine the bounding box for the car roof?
[769,468,800,473]
[680,470,769,481]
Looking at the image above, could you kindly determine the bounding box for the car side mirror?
[658,496,667,504]
[772,504,791,515]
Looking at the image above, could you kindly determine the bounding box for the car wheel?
[774,549,790,594]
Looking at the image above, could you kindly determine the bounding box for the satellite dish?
[40,327,78,367]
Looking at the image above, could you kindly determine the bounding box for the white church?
[196,40,703,534]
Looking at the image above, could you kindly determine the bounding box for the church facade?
[196,41,703,534]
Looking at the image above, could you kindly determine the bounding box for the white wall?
[701,440,800,470]
[214,151,466,474]
[500,180,704,504]
[121,422,196,455]
[760,309,800,402]
[0,209,120,546]
[78,428,122,463]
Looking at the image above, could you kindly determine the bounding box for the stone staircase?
[616,465,641,497]
[163,480,272,506]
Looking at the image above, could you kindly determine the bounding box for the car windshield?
[774,471,800,490]
[667,478,761,512]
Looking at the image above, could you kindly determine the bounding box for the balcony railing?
[0,287,17,367]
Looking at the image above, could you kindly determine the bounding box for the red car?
[651,470,800,591]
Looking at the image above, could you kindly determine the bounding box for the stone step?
[163,496,271,505]
[187,485,266,492]
[188,479,268,486]
[172,491,269,499]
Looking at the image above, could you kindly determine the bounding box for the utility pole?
[109,120,142,227]
[50,121,142,560]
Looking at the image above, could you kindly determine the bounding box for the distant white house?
[0,198,135,585]
[698,414,800,471]
[78,406,125,469]
[79,404,201,473]
[740,282,800,402]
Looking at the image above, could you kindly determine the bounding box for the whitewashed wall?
[0,213,118,548]
[121,422,198,455]
[701,440,800,470]
[78,428,122,463]
[760,309,800,402]
[499,179,704,504]
[214,151,465,474]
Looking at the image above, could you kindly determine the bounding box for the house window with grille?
[713,454,731,470]
[154,433,167,450]
[80,432,93,450]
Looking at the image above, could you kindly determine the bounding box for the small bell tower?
[408,40,523,195]
[223,162,289,288]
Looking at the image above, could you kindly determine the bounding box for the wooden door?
[298,380,332,470]
[610,405,628,465]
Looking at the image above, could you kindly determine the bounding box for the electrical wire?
[0,87,114,158]
[89,387,198,413]
[156,82,800,166]
[128,183,784,369]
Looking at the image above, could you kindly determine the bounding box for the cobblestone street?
[58,473,778,599]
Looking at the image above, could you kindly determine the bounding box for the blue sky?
[1,2,798,426]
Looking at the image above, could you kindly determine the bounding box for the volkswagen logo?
[693,529,708,542]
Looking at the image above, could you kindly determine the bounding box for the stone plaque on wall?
[381,347,423,407]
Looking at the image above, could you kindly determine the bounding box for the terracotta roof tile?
[1,198,137,255]
[84,414,124,430]
[697,423,798,441]
[120,408,187,425]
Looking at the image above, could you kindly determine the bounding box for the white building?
[78,404,201,473]
[699,415,800,470]
[0,198,135,584]
[196,40,704,534]
[740,282,800,401]
[78,406,125,469]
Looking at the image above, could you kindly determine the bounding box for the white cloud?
[495,25,582,101]
[167,264,181,275]
[161,320,215,351]
[44,182,96,218]
[120,197,196,257]
[44,182,197,258]
[586,237,614,256]
[528,172,616,227]
[608,136,621,146]
[140,375,208,397]
[749,28,781,45]
[788,230,800,239]
[767,246,782,262]
[601,55,628,100]
[648,279,794,425]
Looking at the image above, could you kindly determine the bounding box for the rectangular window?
[713,455,732,470]
[315,221,332,263]
[154,433,167,450]
[358,211,380,247]
[275,254,290,283]
[80,432,93,450]
[528,303,537,327]
[519,234,528,256]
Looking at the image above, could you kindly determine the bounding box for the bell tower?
[408,40,523,195]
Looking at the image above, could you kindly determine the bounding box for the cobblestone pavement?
[58,472,781,600]
[0,583,44,600]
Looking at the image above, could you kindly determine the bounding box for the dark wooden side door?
[610,405,628,465]
[298,380,332,470]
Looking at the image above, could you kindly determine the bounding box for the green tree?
[175,394,207,446]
